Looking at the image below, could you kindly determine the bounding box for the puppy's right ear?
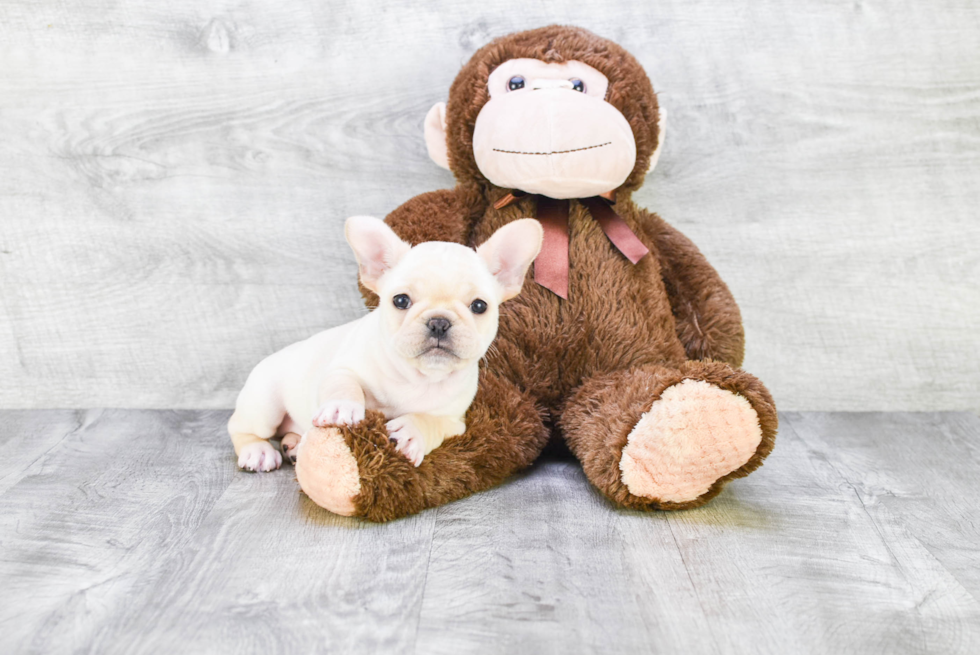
[344,216,411,293]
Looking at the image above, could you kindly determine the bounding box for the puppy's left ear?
[477,219,544,301]
[345,216,411,293]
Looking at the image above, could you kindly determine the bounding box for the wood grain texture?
[1,1,979,411]
[1,410,979,654]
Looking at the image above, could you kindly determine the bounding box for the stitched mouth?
[492,142,612,156]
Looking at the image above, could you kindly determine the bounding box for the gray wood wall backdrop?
[1,1,978,412]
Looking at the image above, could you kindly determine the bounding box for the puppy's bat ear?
[476,218,544,301]
[345,216,411,293]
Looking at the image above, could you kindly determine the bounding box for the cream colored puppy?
[228,215,543,471]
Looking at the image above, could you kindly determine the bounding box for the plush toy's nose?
[427,317,452,338]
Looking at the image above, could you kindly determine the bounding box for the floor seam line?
[665,516,723,655]
[410,506,439,654]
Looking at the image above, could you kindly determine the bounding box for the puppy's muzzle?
[427,317,452,339]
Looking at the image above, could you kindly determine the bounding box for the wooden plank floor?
[1,410,978,654]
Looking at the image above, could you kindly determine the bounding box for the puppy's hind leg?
[228,384,287,472]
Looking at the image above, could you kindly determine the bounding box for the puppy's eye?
[570,79,585,93]
[470,299,488,314]
[392,294,412,310]
[508,76,525,91]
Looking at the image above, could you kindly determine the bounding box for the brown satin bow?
[494,190,650,299]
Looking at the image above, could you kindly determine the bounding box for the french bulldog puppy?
[228,215,543,471]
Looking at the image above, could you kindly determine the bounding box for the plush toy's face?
[470,59,636,199]
[424,27,664,200]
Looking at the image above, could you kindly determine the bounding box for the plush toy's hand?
[313,400,366,428]
[386,415,425,467]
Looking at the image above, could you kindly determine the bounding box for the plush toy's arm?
[358,188,481,308]
[639,208,746,367]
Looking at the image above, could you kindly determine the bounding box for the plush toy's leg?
[295,371,548,522]
[559,361,777,510]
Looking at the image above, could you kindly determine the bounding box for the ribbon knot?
[494,191,650,299]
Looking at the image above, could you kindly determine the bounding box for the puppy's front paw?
[238,441,282,472]
[386,416,425,467]
[312,400,365,428]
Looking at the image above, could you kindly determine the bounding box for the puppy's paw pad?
[312,400,366,428]
[281,433,301,464]
[238,441,282,472]
[386,417,424,467]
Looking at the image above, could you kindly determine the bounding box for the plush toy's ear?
[647,106,666,173]
[344,216,411,293]
[424,102,450,170]
[476,219,544,301]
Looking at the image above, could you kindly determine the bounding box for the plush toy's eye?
[508,76,525,91]
[392,294,412,310]
[470,299,488,314]
[570,79,585,93]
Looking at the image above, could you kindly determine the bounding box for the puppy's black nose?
[427,317,451,338]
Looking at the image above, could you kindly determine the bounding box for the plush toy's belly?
[482,201,687,408]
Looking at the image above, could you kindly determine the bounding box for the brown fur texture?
[639,209,746,365]
[559,360,776,510]
[332,25,777,521]
[342,372,549,523]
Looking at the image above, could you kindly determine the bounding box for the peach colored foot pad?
[620,379,763,504]
[294,427,361,517]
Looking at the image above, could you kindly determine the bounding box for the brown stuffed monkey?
[295,25,777,522]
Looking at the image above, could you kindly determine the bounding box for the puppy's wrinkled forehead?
[387,243,495,298]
